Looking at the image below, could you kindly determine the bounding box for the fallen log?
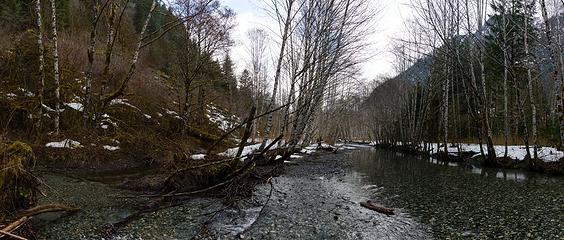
[0,216,29,239]
[360,200,394,215]
[0,229,27,240]
[0,204,79,239]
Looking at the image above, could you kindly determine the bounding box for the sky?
[220,0,414,81]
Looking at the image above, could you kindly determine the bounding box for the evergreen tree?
[486,0,537,84]
[222,53,237,92]
[239,69,252,94]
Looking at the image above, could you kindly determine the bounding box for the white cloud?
[224,0,413,80]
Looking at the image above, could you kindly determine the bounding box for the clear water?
[347,149,564,239]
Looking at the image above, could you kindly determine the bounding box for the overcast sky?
[220,0,414,81]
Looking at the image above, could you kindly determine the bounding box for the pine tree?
[222,53,237,93]
[239,69,252,94]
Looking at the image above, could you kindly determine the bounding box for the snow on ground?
[290,154,303,159]
[206,105,240,132]
[46,139,83,149]
[5,93,16,99]
[335,143,357,150]
[301,149,315,154]
[18,88,34,97]
[163,109,182,119]
[110,99,140,111]
[100,114,117,129]
[143,114,152,119]
[103,145,120,151]
[220,141,272,157]
[424,143,564,162]
[191,154,206,160]
[220,141,365,159]
[64,102,84,111]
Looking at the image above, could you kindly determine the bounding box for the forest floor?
[31,144,431,239]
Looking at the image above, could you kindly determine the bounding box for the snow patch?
[191,154,206,160]
[64,102,84,111]
[46,139,83,149]
[206,105,240,132]
[103,145,120,151]
[220,140,276,157]
[110,99,140,111]
[301,149,315,154]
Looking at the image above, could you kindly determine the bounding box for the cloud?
[224,0,413,80]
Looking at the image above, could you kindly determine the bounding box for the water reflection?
[408,151,555,183]
[347,149,564,239]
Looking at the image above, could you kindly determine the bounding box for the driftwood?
[0,229,27,240]
[0,216,29,239]
[0,204,79,239]
[360,200,394,215]
[140,135,284,199]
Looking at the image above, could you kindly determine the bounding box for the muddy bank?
[33,146,431,239]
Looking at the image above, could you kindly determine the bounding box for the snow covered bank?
[424,143,563,162]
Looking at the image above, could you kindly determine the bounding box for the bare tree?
[524,0,538,159]
[259,0,299,150]
[539,0,564,149]
[84,0,110,122]
[246,28,269,141]
[35,0,46,130]
[50,0,61,135]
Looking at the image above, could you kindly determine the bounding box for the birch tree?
[50,0,61,135]
[35,0,46,130]
[284,0,375,152]
[259,0,298,150]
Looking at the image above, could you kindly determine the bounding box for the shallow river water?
[35,147,563,239]
[347,149,564,239]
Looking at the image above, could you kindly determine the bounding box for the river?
[347,149,564,239]
[34,147,563,239]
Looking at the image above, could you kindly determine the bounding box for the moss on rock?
[0,141,38,219]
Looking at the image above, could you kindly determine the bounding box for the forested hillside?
[0,0,259,169]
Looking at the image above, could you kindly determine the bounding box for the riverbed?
[33,147,563,239]
[348,149,564,239]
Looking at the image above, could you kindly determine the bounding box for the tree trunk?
[502,0,509,158]
[35,0,46,130]
[524,3,538,160]
[50,0,61,135]
[101,0,157,109]
[260,0,294,151]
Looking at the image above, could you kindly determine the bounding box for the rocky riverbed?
[33,146,432,239]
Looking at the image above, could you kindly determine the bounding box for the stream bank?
[374,143,564,174]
